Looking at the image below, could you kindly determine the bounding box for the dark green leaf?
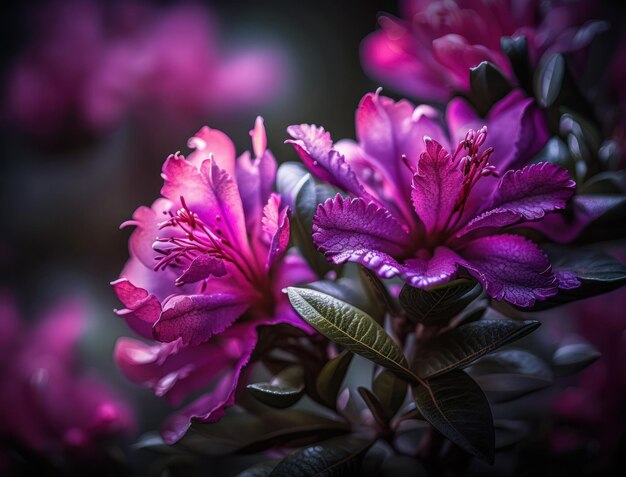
[580,171,626,194]
[413,370,494,463]
[191,410,348,455]
[523,246,626,311]
[469,61,513,116]
[535,54,565,108]
[268,435,373,477]
[316,350,354,409]
[307,278,375,318]
[372,370,407,420]
[467,349,553,402]
[553,342,600,377]
[358,387,388,428]
[501,35,533,93]
[235,460,280,477]
[399,280,482,326]
[532,137,575,174]
[413,320,540,378]
[359,266,397,323]
[287,287,418,382]
[276,161,309,206]
[247,382,303,409]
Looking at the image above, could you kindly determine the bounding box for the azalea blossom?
[0,294,133,456]
[113,118,314,443]
[5,0,287,141]
[361,0,605,102]
[287,91,577,307]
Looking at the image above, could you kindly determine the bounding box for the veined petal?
[186,126,236,176]
[112,279,161,339]
[411,137,463,236]
[401,247,462,288]
[261,193,290,271]
[286,124,366,197]
[176,255,227,286]
[459,163,576,236]
[159,322,259,443]
[313,194,411,272]
[153,293,250,346]
[236,149,277,232]
[458,234,559,307]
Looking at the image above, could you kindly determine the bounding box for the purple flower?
[113,118,315,443]
[287,90,576,307]
[361,0,605,102]
[0,293,134,455]
[4,0,288,141]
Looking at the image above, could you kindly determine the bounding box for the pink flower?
[288,90,576,307]
[0,293,134,455]
[4,0,288,141]
[113,118,315,443]
[361,0,605,102]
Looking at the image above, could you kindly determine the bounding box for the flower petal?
[112,279,161,339]
[261,193,290,271]
[286,124,366,197]
[411,137,463,236]
[313,194,411,276]
[458,234,558,307]
[186,126,236,176]
[401,247,462,288]
[175,255,227,286]
[153,293,250,346]
[460,163,576,236]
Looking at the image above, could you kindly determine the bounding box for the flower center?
[152,197,259,289]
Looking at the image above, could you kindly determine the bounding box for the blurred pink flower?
[4,0,288,141]
[0,293,134,455]
[361,0,605,102]
[113,118,315,444]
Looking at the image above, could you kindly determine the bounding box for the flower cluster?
[5,0,287,141]
[362,0,605,102]
[288,90,576,306]
[113,118,314,443]
[0,294,133,456]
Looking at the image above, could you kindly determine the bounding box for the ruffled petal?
[286,124,367,197]
[186,126,236,176]
[459,162,576,236]
[411,137,463,236]
[312,194,412,274]
[458,234,559,307]
[112,279,162,339]
[153,293,250,346]
[401,247,462,288]
[261,193,290,271]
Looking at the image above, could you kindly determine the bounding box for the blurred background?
[1,1,625,476]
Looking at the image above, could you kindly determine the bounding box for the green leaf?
[316,350,354,409]
[467,349,553,402]
[357,387,388,428]
[501,35,533,94]
[532,137,575,175]
[552,342,600,377]
[359,266,397,323]
[235,460,280,477]
[412,320,540,378]
[535,54,565,108]
[373,370,407,420]
[399,280,482,326]
[307,279,375,318]
[191,410,349,455]
[413,370,494,463]
[287,287,417,383]
[523,246,626,311]
[268,435,373,477]
[469,61,513,116]
[247,382,304,409]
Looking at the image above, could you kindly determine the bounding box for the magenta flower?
[288,90,576,307]
[4,0,287,141]
[361,0,605,102]
[113,118,315,443]
[0,293,134,455]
